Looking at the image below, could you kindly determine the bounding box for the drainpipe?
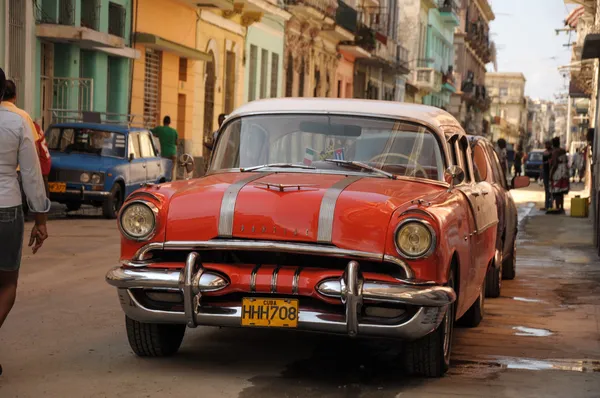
[127,0,138,118]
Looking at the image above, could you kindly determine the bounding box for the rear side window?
[459,137,472,183]
[128,133,141,159]
[487,146,508,189]
[139,132,156,158]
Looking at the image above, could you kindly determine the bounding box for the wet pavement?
[2,184,600,397]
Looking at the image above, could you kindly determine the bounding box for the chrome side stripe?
[292,267,303,294]
[271,265,281,293]
[250,264,261,292]
[317,176,363,243]
[218,173,273,237]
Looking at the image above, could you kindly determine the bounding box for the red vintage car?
[106,99,499,377]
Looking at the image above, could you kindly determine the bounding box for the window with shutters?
[143,48,161,128]
[248,45,258,101]
[224,51,236,114]
[270,53,279,98]
[179,58,188,82]
[108,2,126,38]
[260,49,268,99]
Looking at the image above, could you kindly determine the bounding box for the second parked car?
[469,136,530,298]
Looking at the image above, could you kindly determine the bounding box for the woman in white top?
[0,68,50,375]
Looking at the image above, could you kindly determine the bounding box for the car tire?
[457,278,485,328]
[125,316,186,357]
[502,242,516,280]
[103,184,123,219]
[403,268,455,377]
[66,202,81,212]
[485,260,501,298]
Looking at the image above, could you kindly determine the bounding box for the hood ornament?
[254,182,318,192]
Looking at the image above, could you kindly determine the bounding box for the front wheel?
[403,269,456,377]
[458,279,485,328]
[125,316,186,357]
[485,260,502,298]
[102,184,123,219]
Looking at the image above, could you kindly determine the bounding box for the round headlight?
[80,172,90,183]
[395,221,435,258]
[91,173,101,184]
[120,202,156,240]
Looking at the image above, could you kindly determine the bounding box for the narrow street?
[1,185,600,397]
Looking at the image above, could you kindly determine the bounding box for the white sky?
[487,0,577,100]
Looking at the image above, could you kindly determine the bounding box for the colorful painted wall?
[131,0,197,140]
[244,16,285,103]
[192,10,245,159]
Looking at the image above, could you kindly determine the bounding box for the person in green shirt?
[151,116,178,181]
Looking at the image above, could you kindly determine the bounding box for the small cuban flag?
[304,147,317,165]
[334,147,344,160]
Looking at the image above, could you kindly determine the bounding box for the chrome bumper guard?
[106,252,456,339]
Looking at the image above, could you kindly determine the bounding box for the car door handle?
[471,192,480,197]
[142,164,146,168]
[482,190,489,195]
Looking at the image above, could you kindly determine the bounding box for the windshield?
[46,128,127,158]
[528,152,543,162]
[210,115,445,181]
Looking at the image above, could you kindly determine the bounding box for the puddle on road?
[512,297,545,303]
[453,357,600,375]
[512,326,553,337]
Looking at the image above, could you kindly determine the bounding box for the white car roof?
[227,98,463,134]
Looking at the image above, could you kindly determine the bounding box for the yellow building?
[130,0,210,153]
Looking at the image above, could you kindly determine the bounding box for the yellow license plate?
[241,298,299,328]
[49,182,66,193]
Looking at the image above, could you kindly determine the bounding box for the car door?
[139,131,162,183]
[127,133,147,195]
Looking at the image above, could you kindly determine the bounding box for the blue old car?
[45,122,173,218]
[524,149,544,180]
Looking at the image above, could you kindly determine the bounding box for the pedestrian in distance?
[151,116,178,181]
[496,138,509,177]
[541,140,552,211]
[548,137,570,214]
[204,113,227,152]
[514,145,524,177]
[0,68,50,376]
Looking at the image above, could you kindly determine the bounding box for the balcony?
[414,67,442,93]
[358,6,388,42]
[396,44,409,69]
[355,23,376,52]
[284,0,338,20]
[437,0,459,26]
[322,0,356,42]
[184,0,234,10]
[441,67,457,93]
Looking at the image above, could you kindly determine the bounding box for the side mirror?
[444,166,465,189]
[128,153,134,162]
[511,175,530,190]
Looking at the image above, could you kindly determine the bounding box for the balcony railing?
[415,67,442,93]
[285,0,338,18]
[336,0,358,34]
[357,6,388,37]
[438,0,459,15]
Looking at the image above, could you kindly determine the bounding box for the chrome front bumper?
[106,253,456,340]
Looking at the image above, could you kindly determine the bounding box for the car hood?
[49,151,124,172]
[165,172,446,254]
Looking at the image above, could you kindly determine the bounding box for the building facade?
[486,72,527,145]
[449,0,494,135]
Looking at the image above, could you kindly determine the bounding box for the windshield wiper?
[324,159,396,179]
[240,163,316,172]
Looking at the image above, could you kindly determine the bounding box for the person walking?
[548,137,570,214]
[514,145,524,177]
[496,138,509,177]
[0,68,50,375]
[151,116,178,181]
[541,140,552,211]
[572,148,584,183]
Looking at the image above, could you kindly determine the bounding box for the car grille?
[48,169,104,184]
